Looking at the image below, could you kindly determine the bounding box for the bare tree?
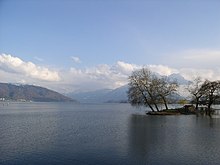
[128,68,158,111]
[128,68,179,111]
[189,78,220,115]
[200,80,220,115]
[187,77,204,110]
[156,77,179,110]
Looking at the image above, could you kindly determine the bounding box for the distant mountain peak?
[168,73,190,85]
[68,73,190,103]
[68,85,128,103]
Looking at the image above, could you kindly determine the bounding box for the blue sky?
[1,0,220,92]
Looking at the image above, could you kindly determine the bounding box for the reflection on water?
[1,103,220,165]
[128,114,220,165]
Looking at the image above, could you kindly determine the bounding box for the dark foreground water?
[1,102,220,165]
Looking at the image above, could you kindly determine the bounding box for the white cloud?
[147,64,178,76]
[63,61,140,92]
[63,61,183,92]
[115,61,140,75]
[179,68,220,81]
[2,53,220,93]
[53,64,220,93]
[71,56,81,63]
[0,54,60,81]
[166,49,220,69]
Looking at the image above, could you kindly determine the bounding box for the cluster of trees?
[128,67,220,115]
[188,78,220,115]
[127,68,178,112]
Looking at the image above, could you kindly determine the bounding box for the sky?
[1,0,220,93]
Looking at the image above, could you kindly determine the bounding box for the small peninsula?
[146,105,197,115]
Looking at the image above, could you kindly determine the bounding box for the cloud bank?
[1,53,220,93]
[63,61,140,92]
[0,54,60,81]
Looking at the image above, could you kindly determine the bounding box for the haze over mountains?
[68,85,128,103]
[0,73,190,103]
[68,73,190,103]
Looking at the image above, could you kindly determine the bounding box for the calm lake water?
[1,102,220,165]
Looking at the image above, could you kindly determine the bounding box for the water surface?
[1,102,220,165]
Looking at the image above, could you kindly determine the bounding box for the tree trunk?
[149,104,155,112]
[140,89,155,112]
[153,102,160,112]
[145,100,155,112]
[207,103,212,116]
[162,96,168,110]
[207,95,214,116]
[146,89,159,111]
[195,98,199,110]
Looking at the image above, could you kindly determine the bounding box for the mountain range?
[68,85,128,103]
[0,73,190,103]
[68,73,190,103]
[0,83,74,102]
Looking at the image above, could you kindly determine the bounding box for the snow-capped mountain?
[168,73,190,85]
[68,73,190,103]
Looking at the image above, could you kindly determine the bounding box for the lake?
[1,102,220,165]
